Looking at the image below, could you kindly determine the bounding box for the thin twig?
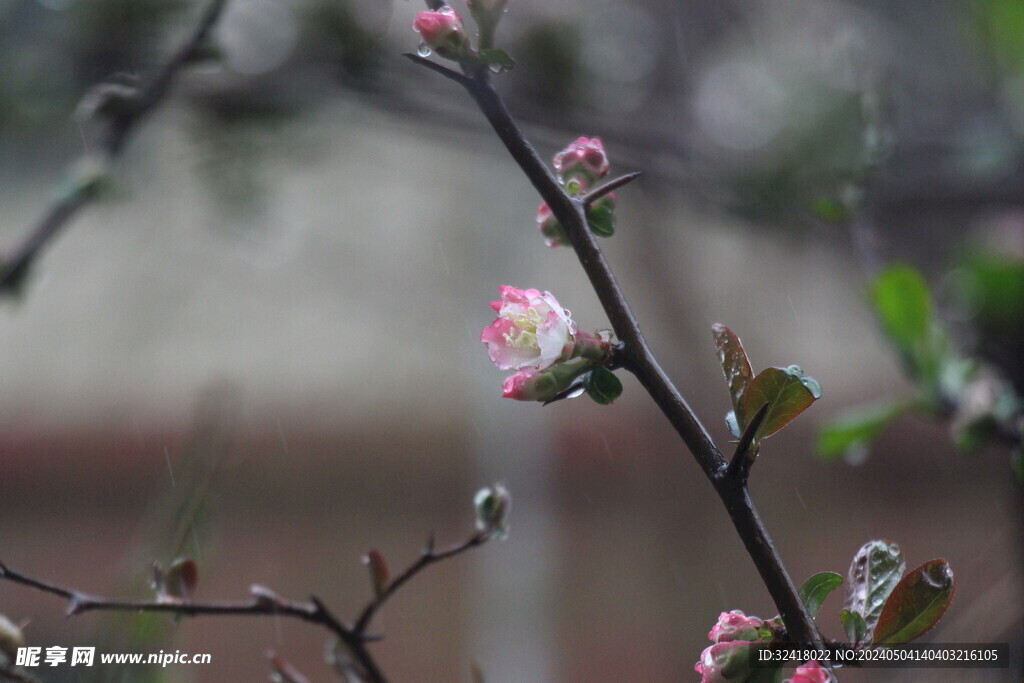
[0,0,229,294]
[0,561,386,683]
[581,172,643,205]
[353,531,489,635]
[410,55,824,648]
[727,402,770,484]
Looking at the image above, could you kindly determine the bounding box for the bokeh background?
[1,0,1022,680]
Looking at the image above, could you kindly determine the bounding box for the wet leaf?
[741,366,820,441]
[845,540,905,641]
[871,265,932,352]
[164,557,198,600]
[712,324,753,422]
[840,608,868,647]
[799,572,843,619]
[873,560,955,645]
[478,48,515,73]
[870,265,947,383]
[584,365,622,404]
[586,202,615,237]
[817,400,909,460]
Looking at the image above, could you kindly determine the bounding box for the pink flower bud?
[694,641,754,682]
[786,660,830,683]
[537,201,569,248]
[413,7,470,60]
[501,358,594,402]
[708,610,764,644]
[481,286,576,371]
[553,137,610,186]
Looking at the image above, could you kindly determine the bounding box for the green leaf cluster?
[795,541,955,652]
[712,324,821,444]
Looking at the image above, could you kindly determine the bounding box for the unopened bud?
[413,7,471,60]
[694,641,755,682]
[537,201,568,248]
[709,610,763,643]
[553,137,610,187]
[785,660,831,683]
[501,358,595,402]
[474,484,511,540]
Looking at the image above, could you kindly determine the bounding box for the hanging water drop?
[488,62,503,74]
[565,385,587,399]
[417,41,432,57]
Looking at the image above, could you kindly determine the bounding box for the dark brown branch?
[0,0,229,294]
[353,531,489,635]
[411,58,823,648]
[581,172,643,205]
[727,402,770,484]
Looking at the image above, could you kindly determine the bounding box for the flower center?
[503,306,544,349]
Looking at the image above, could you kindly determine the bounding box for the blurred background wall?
[0,0,1022,680]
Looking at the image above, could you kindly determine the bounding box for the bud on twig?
[474,484,511,540]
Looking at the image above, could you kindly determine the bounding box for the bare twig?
[0,0,229,294]
[410,55,824,648]
[0,560,385,681]
[353,531,489,635]
[1,526,492,682]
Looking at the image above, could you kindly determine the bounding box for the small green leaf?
[741,366,820,441]
[840,608,868,647]
[871,265,932,352]
[845,540,906,642]
[811,197,853,224]
[584,366,622,404]
[712,323,754,423]
[817,400,909,460]
[586,202,615,237]
[873,560,955,645]
[478,48,515,73]
[870,265,947,383]
[799,572,843,618]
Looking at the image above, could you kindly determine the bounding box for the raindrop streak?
[164,447,175,488]
[417,42,432,57]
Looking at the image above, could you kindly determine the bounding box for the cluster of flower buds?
[695,611,828,682]
[480,286,618,403]
[694,611,772,683]
[537,137,617,247]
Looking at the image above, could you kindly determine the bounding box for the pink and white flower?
[481,286,576,371]
[413,7,470,59]
[553,137,610,185]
